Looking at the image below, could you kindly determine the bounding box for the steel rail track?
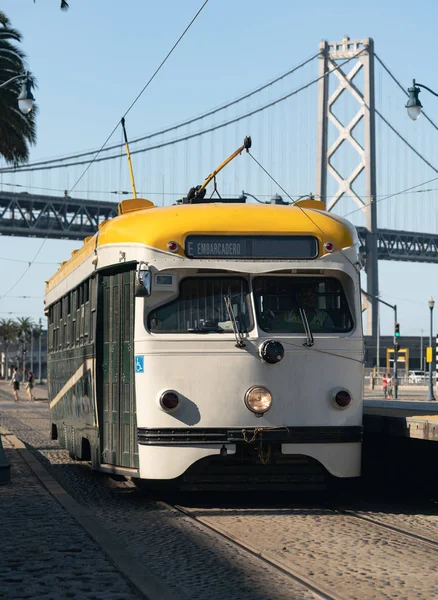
[160,501,349,600]
[333,507,438,551]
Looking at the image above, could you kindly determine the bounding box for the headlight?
[245,386,272,416]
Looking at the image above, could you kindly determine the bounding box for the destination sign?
[185,235,318,259]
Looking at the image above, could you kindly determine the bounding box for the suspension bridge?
[1,35,438,336]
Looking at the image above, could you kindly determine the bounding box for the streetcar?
[46,139,364,490]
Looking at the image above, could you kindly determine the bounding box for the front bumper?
[137,425,363,446]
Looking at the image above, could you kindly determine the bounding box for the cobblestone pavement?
[0,387,318,600]
[0,441,143,600]
[2,381,438,599]
[180,505,438,599]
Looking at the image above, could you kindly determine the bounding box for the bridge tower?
[316,35,378,337]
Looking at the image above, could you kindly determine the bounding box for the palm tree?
[0,11,37,164]
[60,1,69,9]
[0,318,17,379]
[16,316,34,379]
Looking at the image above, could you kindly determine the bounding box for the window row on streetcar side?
[47,276,97,353]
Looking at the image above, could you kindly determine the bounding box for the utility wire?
[4,179,438,200]
[342,175,438,218]
[2,50,366,175]
[0,238,47,300]
[0,53,320,171]
[67,0,210,194]
[0,256,58,265]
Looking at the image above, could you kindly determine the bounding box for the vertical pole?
[376,301,380,377]
[428,305,435,401]
[121,117,137,200]
[30,325,34,374]
[393,305,398,399]
[38,318,42,384]
[363,38,379,338]
[22,335,26,383]
[315,40,328,206]
[421,329,424,373]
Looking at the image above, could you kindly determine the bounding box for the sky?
[1,0,438,337]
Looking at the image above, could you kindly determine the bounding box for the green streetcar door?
[98,265,139,469]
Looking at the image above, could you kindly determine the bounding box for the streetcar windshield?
[148,277,251,333]
[253,276,353,333]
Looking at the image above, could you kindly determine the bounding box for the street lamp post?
[420,328,424,373]
[427,297,435,401]
[30,325,34,374]
[362,290,399,399]
[21,333,27,383]
[38,318,42,384]
[0,71,35,114]
[406,79,438,120]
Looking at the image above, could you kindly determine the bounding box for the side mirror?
[135,263,151,297]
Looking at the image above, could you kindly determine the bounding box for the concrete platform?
[364,399,438,441]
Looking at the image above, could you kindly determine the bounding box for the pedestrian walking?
[382,374,388,399]
[387,375,393,398]
[8,367,20,402]
[26,371,35,402]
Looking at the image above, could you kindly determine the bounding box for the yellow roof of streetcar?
[46,199,357,292]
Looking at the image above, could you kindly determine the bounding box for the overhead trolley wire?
[0,238,48,301]
[0,52,320,172]
[67,0,211,194]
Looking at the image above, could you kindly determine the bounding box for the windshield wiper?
[223,295,246,348]
[296,295,314,347]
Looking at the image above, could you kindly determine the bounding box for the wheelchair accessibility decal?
[135,356,145,373]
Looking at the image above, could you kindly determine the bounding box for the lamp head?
[406,80,422,120]
[429,296,435,309]
[17,73,35,115]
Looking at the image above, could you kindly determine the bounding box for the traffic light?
[394,342,400,352]
[395,323,400,338]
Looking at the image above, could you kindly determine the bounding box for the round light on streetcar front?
[159,390,180,412]
[245,386,272,416]
[332,389,352,409]
[167,241,179,252]
[324,241,335,253]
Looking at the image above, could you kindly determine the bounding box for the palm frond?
[60,0,69,11]
[0,11,36,164]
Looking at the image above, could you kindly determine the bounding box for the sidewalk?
[0,379,48,404]
[0,430,145,600]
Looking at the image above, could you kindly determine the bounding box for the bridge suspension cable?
[0,53,321,171]
[0,50,365,175]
